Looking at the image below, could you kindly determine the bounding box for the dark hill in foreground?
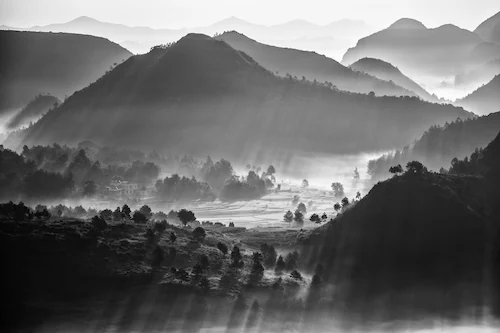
[0,30,132,113]
[10,34,472,159]
[300,133,500,320]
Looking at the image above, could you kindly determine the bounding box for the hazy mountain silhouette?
[1,15,375,59]
[9,34,471,159]
[454,58,500,89]
[349,57,438,102]
[474,11,500,44]
[6,95,60,130]
[454,74,500,115]
[217,31,418,97]
[366,112,500,180]
[342,18,497,77]
[0,30,131,113]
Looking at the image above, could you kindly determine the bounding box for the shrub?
[217,242,228,255]
[91,215,107,230]
[192,227,206,242]
[290,270,303,280]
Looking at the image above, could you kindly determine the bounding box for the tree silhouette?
[283,210,294,222]
[310,213,321,223]
[294,209,304,224]
[297,202,307,214]
[389,164,403,175]
[331,182,345,198]
[177,209,196,226]
[406,161,427,174]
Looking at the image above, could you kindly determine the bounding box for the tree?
[353,167,360,180]
[292,195,300,205]
[83,180,97,197]
[91,215,107,230]
[260,243,277,268]
[294,209,304,224]
[178,209,196,226]
[275,255,286,273]
[283,210,293,222]
[267,165,276,175]
[56,209,62,218]
[297,202,307,214]
[192,227,206,242]
[406,161,427,175]
[334,202,341,213]
[132,210,147,223]
[309,213,321,224]
[301,179,309,189]
[389,164,403,175]
[121,204,131,219]
[321,212,328,221]
[285,251,300,271]
[169,231,177,243]
[112,207,122,221]
[355,191,361,200]
[231,246,243,268]
[217,242,228,255]
[139,205,152,219]
[331,182,344,199]
[341,197,350,208]
[290,270,302,280]
[100,209,113,220]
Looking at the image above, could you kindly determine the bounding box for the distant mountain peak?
[388,18,427,30]
[70,16,99,23]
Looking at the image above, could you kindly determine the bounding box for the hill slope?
[454,74,500,115]
[350,57,438,102]
[6,95,60,130]
[342,19,493,77]
[216,31,418,98]
[454,58,500,89]
[9,34,472,159]
[474,11,500,44]
[0,30,132,113]
[366,112,500,180]
[301,152,500,318]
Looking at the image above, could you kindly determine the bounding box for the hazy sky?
[1,0,499,30]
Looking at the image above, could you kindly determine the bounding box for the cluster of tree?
[448,148,484,175]
[275,251,300,274]
[199,157,234,192]
[219,170,274,202]
[21,145,161,188]
[155,174,216,202]
[0,148,74,201]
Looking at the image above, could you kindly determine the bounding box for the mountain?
[300,133,500,318]
[8,34,472,159]
[216,32,418,97]
[454,58,500,89]
[366,112,500,180]
[474,11,500,44]
[454,74,500,115]
[0,30,132,113]
[349,57,438,102]
[29,16,187,54]
[15,16,375,60]
[342,19,495,78]
[6,95,60,130]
